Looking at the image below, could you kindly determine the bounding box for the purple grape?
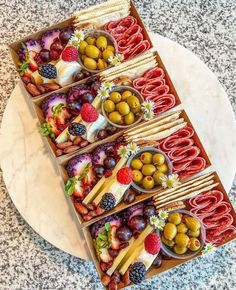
[67,101,82,114]
[116,226,132,241]
[116,136,125,143]
[59,27,73,44]
[94,165,105,178]
[104,157,116,169]
[123,189,136,204]
[152,254,162,267]
[106,126,117,135]
[74,72,85,82]
[143,205,156,218]
[39,49,51,63]
[81,92,94,104]
[159,249,172,260]
[105,146,114,156]
[128,215,147,233]
[91,81,101,95]
[97,130,108,140]
[108,248,118,258]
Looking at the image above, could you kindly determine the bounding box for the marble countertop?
[0,0,235,289]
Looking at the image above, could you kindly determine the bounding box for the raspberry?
[144,233,161,255]
[61,46,78,62]
[80,103,99,122]
[114,143,127,158]
[117,167,133,185]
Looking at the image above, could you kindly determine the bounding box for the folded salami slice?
[143,67,165,80]
[153,94,176,114]
[191,201,231,218]
[189,190,224,209]
[142,84,170,98]
[168,146,200,163]
[175,157,206,180]
[206,226,236,245]
[203,213,233,229]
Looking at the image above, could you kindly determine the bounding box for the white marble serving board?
[1,33,236,260]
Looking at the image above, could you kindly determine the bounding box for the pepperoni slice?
[203,213,233,229]
[174,157,206,180]
[168,146,200,163]
[206,226,236,245]
[105,16,150,60]
[189,190,224,209]
[143,67,165,79]
[153,94,176,114]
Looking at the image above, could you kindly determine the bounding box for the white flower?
[158,210,169,220]
[150,215,166,230]
[97,88,110,100]
[142,100,155,113]
[160,174,181,189]
[69,35,80,47]
[101,81,114,91]
[127,142,140,155]
[108,53,124,66]
[117,145,130,158]
[116,53,124,62]
[202,243,216,255]
[74,30,85,41]
[144,110,154,120]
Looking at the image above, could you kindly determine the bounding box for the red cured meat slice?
[160,127,194,151]
[160,138,194,153]
[203,213,233,229]
[206,226,236,245]
[153,94,176,114]
[143,67,165,80]
[189,190,223,208]
[141,84,169,98]
[126,40,151,60]
[118,33,143,52]
[192,202,231,218]
[168,146,200,163]
[133,78,165,91]
[176,157,206,180]
[104,16,137,33]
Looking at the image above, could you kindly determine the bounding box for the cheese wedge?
[136,248,157,270]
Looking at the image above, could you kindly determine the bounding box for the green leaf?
[78,162,91,181]
[65,177,77,196]
[52,103,65,117]
[105,222,111,232]
[38,123,51,137]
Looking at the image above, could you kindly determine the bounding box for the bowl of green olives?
[159,210,206,259]
[126,147,173,193]
[78,30,118,73]
[102,86,144,128]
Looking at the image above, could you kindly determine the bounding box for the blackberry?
[129,262,146,284]
[38,63,57,79]
[100,193,116,211]
[68,123,86,136]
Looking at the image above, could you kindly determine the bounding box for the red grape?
[116,226,132,241]
[128,215,147,232]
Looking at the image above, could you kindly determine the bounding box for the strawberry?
[61,46,78,62]
[80,103,99,122]
[73,180,84,198]
[110,226,120,250]
[47,117,60,136]
[144,233,161,255]
[82,165,95,187]
[28,51,38,71]
[23,68,33,78]
[117,167,133,185]
[100,248,113,263]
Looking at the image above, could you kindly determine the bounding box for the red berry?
[62,46,78,62]
[144,233,161,255]
[117,167,133,185]
[80,103,99,122]
[104,169,113,178]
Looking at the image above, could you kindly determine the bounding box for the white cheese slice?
[55,60,81,86]
[135,248,157,270]
[109,180,130,205]
[81,114,107,143]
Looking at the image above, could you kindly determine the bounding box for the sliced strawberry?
[47,117,60,136]
[82,165,95,187]
[100,248,113,263]
[23,68,33,78]
[73,180,84,198]
[110,226,120,250]
[29,51,38,71]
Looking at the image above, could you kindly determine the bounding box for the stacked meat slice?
[133,67,176,114]
[189,190,236,246]
[159,126,206,179]
[104,16,151,60]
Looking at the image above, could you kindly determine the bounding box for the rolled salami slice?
[206,226,236,245]
[176,157,206,180]
[189,190,224,209]
[203,213,233,229]
[143,67,165,80]
[153,94,176,114]
[168,146,200,163]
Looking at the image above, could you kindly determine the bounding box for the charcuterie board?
[2,0,236,288]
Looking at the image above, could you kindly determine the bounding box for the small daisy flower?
[150,215,159,227]
[156,218,166,230]
[160,174,181,189]
[144,110,155,121]
[127,142,140,155]
[150,215,166,230]
[117,145,130,158]
[158,210,169,220]
[116,53,124,62]
[202,243,216,255]
[75,30,85,41]
[142,100,155,113]
[101,81,114,91]
[69,35,80,47]
[97,88,110,100]
[108,56,119,66]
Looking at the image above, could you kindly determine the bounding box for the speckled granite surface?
[0,0,236,289]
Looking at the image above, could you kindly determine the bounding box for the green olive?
[126,95,140,109]
[85,36,96,45]
[122,90,132,100]
[83,57,97,70]
[107,45,115,52]
[140,152,153,164]
[124,112,135,125]
[153,171,165,184]
[174,233,190,248]
[109,111,122,124]
[188,237,201,251]
[132,170,143,183]
[109,92,121,103]
[142,176,155,190]
[188,229,200,237]
[161,235,175,248]
[153,153,165,166]
[163,223,177,240]
[156,163,168,174]
[103,99,115,113]
[85,45,100,59]
[131,159,143,170]
[168,213,182,225]
[96,36,108,50]
[102,49,114,61]
[177,223,188,234]
[141,164,156,176]
[173,245,188,255]
[116,102,130,116]
[131,106,141,113]
[184,217,201,232]
[97,59,108,70]
[79,40,88,54]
